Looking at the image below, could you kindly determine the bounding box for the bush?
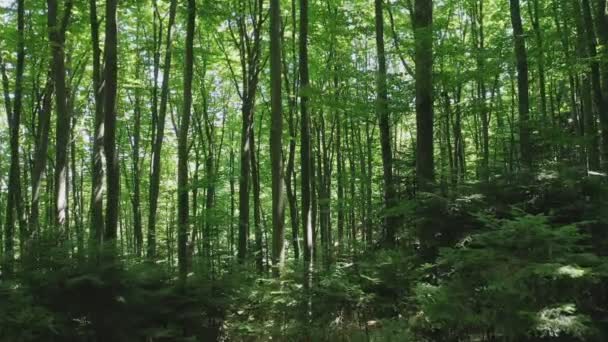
[412,213,604,341]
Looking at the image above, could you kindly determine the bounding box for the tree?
[595,0,608,169]
[509,0,531,168]
[299,0,313,269]
[148,0,178,259]
[2,0,25,276]
[178,0,196,282]
[104,0,119,242]
[270,0,285,275]
[232,0,264,263]
[374,0,398,245]
[414,0,434,190]
[48,0,73,233]
[89,0,104,248]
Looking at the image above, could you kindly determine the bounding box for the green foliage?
[412,213,603,341]
[0,242,237,342]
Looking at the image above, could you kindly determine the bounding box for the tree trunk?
[236,0,264,263]
[270,0,286,276]
[131,70,143,257]
[414,0,435,189]
[300,0,314,298]
[595,0,608,169]
[581,0,607,170]
[48,0,72,234]
[509,0,532,168]
[3,0,25,276]
[148,0,177,259]
[178,0,195,282]
[89,0,104,250]
[29,79,53,240]
[251,132,263,272]
[374,0,398,245]
[103,0,119,242]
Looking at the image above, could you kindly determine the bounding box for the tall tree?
[2,0,25,276]
[104,0,119,242]
[270,0,285,276]
[89,0,105,248]
[300,0,313,269]
[509,0,531,168]
[178,0,196,282]
[148,0,178,259]
[595,0,608,168]
[29,78,53,238]
[414,0,434,190]
[374,0,398,245]
[581,0,607,169]
[233,0,264,263]
[48,0,73,233]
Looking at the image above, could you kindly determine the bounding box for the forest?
[1,0,608,340]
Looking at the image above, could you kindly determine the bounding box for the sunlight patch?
[535,304,589,338]
[556,265,586,278]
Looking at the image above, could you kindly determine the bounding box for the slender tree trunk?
[48,0,73,234]
[374,0,398,245]
[89,0,104,250]
[414,0,435,189]
[148,0,177,259]
[283,0,300,261]
[236,0,264,263]
[131,75,143,257]
[178,0,195,282]
[238,97,252,262]
[595,0,608,169]
[336,113,344,255]
[527,0,547,122]
[510,0,532,168]
[270,0,286,276]
[251,132,263,271]
[103,0,119,242]
[29,79,53,240]
[3,0,25,276]
[573,0,600,170]
[229,132,236,256]
[300,0,314,301]
[581,0,607,169]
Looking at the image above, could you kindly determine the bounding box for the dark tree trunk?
[300,0,314,289]
[48,0,73,233]
[414,0,435,189]
[2,0,25,276]
[595,0,608,169]
[178,0,195,282]
[510,0,532,168]
[374,0,398,245]
[103,0,119,242]
[270,0,286,276]
[89,0,104,250]
[581,0,607,169]
[148,0,177,259]
[29,79,53,239]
